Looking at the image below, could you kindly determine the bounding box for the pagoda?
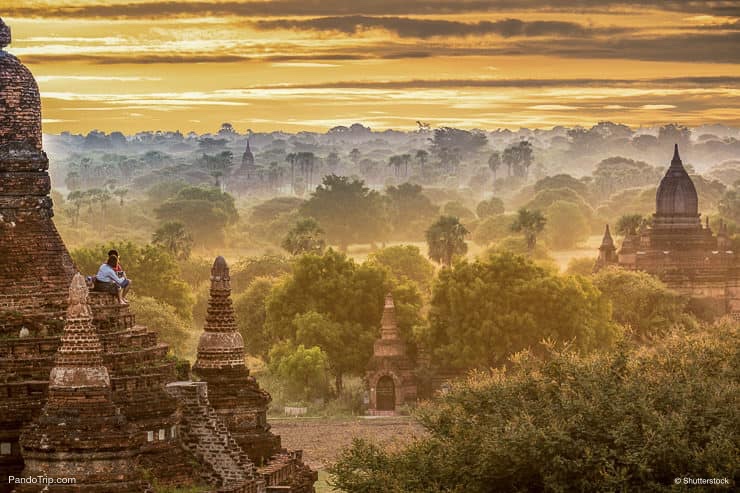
[598,145,740,316]
[17,275,146,492]
[365,294,417,415]
[194,257,317,490]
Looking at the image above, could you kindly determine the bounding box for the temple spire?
[194,256,246,370]
[600,224,614,249]
[669,143,686,171]
[380,293,401,340]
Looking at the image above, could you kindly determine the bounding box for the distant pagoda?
[365,294,417,415]
[597,145,739,317]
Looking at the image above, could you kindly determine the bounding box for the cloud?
[244,76,740,90]
[5,1,740,19]
[251,16,626,38]
[640,104,677,109]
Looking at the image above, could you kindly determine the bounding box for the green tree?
[265,250,423,389]
[71,242,194,319]
[152,221,194,260]
[330,321,738,493]
[155,186,238,247]
[565,256,596,276]
[112,187,128,206]
[423,251,616,370]
[502,140,534,178]
[487,151,501,181]
[616,213,645,236]
[233,277,279,359]
[367,245,435,294]
[293,311,374,393]
[384,183,439,240]
[230,255,291,294]
[130,295,193,358]
[471,214,511,246]
[718,183,740,223]
[545,200,590,249]
[510,208,546,251]
[268,342,331,402]
[301,175,388,250]
[593,267,693,340]
[281,218,326,255]
[476,197,505,218]
[442,201,475,223]
[425,215,469,266]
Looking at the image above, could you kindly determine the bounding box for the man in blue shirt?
[94,254,131,304]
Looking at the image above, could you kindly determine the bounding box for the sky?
[4,0,740,134]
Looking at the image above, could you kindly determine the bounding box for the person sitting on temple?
[94,254,131,304]
[108,249,127,280]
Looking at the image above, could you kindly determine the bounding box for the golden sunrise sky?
[4,0,740,134]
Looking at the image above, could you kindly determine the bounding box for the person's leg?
[116,286,125,304]
[121,279,131,303]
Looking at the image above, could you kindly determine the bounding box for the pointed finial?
[384,292,394,308]
[672,143,681,163]
[211,256,229,279]
[67,273,92,319]
[0,18,10,49]
[600,224,614,247]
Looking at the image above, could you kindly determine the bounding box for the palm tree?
[286,152,297,192]
[416,149,429,175]
[211,170,223,189]
[400,154,411,177]
[425,215,469,266]
[112,188,129,206]
[388,155,403,177]
[488,151,501,181]
[511,208,546,251]
[152,222,193,260]
[67,190,86,225]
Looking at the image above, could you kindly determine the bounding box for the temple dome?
[655,144,698,217]
[0,18,42,149]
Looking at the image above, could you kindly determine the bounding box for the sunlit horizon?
[5,1,740,133]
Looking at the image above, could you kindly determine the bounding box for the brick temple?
[365,294,417,415]
[0,18,315,492]
[597,145,740,317]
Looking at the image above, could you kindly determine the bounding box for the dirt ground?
[270,416,425,471]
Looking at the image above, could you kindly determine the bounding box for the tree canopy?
[300,175,388,249]
[422,251,617,370]
[331,321,738,493]
[425,215,469,266]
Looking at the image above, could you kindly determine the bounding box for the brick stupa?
[0,17,78,482]
[194,257,278,462]
[194,257,316,490]
[18,275,147,492]
[0,17,316,492]
[365,294,417,415]
[0,17,192,487]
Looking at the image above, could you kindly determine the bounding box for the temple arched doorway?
[376,376,395,411]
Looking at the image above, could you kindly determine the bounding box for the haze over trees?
[48,122,740,481]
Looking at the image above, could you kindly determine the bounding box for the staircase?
[165,381,264,492]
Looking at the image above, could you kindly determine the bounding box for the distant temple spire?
[600,224,615,249]
[594,224,618,271]
[671,143,681,166]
